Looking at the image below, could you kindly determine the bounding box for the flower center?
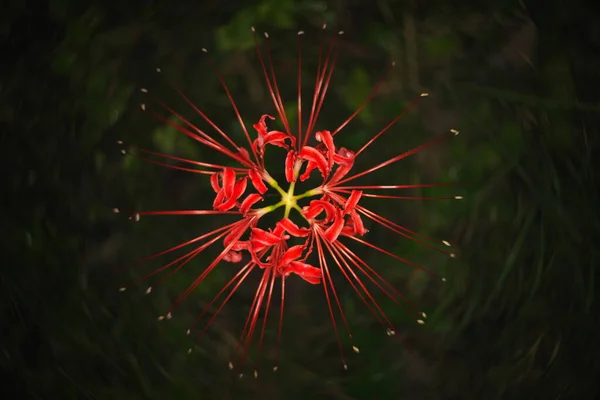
[281,191,297,214]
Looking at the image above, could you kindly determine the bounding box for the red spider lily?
[117,25,460,376]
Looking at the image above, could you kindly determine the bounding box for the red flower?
[117,26,460,375]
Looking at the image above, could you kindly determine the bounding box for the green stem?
[263,171,287,197]
[294,187,323,201]
[255,199,285,215]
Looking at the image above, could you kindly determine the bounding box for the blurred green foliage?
[2,0,599,399]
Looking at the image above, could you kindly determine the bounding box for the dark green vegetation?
[2,0,599,398]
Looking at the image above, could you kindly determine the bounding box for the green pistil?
[255,186,322,218]
[257,168,324,220]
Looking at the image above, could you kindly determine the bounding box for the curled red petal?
[344,190,362,214]
[324,210,345,242]
[222,168,236,198]
[349,210,368,236]
[210,172,220,193]
[253,114,275,137]
[217,177,247,211]
[232,240,250,251]
[341,225,355,236]
[333,147,355,167]
[330,147,355,183]
[252,114,297,155]
[330,165,352,184]
[251,227,285,246]
[298,146,329,179]
[251,241,268,255]
[285,150,296,183]
[234,177,248,198]
[263,131,291,147]
[285,261,322,284]
[223,251,243,263]
[252,138,263,155]
[303,200,337,222]
[240,193,263,214]
[212,189,225,210]
[253,132,296,155]
[248,169,268,194]
[299,160,318,182]
[315,130,335,169]
[277,218,310,237]
[281,245,304,266]
[272,222,285,237]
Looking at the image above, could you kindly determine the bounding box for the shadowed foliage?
[2,0,599,398]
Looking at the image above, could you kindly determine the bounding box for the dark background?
[2,0,599,398]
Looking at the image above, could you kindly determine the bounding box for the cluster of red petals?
[210,168,264,214]
[123,29,459,374]
[210,115,368,287]
[286,129,355,184]
[222,218,320,284]
[302,189,368,241]
[252,114,295,155]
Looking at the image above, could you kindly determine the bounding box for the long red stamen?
[135,210,240,216]
[139,233,225,292]
[252,28,292,139]
[335,189,460,201]
[255,267,278,376]
[331,62,396,137]
[123,150,216,175]
[274,276,285,372]
[145,106,249,166]
[325,190,453,250]
[330,183,458,190]
[314,229,348,369]
[335,130,458,186]
[130,145,246,173]
[324,238,401,336]
[200,48,260,166]
[304,28,341,146]
[189,248,275,345]
[354,94,426,157]
[297,31,304,151]
[161,79,243,153]
[234,265,273,375]
[117,221,238,274]
[357,205,453,256]
[167,217,256,313]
